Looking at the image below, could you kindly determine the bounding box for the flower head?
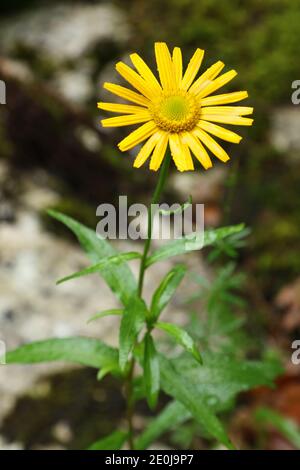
[98,43,253,172]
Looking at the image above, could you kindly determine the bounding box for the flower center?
[150,92,201,133]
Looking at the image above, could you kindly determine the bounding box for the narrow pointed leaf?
[159,355,234,449]
[87,309,123,324]
[143,333,160,409]
[146,224,245,267]
[136,401,189,450]
[255,407,300,449]
[156,321,202,364]
[119,297,147,371]
[57,252,141,285]
[6,337,119,371]
[88,430,128,450]
[150,264,187,322]
[47,210,138,306]
[159,354,282,448]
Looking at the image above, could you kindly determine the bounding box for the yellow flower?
[98,43,253,172]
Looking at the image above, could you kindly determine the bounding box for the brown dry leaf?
[275,278,300,331]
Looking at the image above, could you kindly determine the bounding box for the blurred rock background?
[0,0,300,450]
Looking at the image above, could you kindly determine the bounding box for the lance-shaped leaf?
[48,210,138,306]
[255,407,300,450]
[146,224,245,268]
[119,297,147,371]
[143,333,160,409]
[156,321,202,364]
[57,252,141,285]
[6,337,119,372]
[88,430,128,450]
[159,353,282,449]
[135,400,189,450]
[87,309,123,324]
[159,355,233,449]
[150,264,187,322]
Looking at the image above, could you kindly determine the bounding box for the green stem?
[138,151,172,296]
[126,151,171,450]
[125,358,135,450]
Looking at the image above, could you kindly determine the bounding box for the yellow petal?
[118,121,157,152]
[181,132,212,169]
[101,111,151,127]
[200,115,254,126]
[193,128,230,162]
[155,42,174,91]
[179,136,194,170]
[197,120,242,144]
[98,102,147,114]
[133,132,161,168]
[103,82,149,106]
[116,62,156,100]
[201,106,253,116]
[150,132,169,171]
[130,53,162,92]
[197,70,237,99]
[201,91,248,106]
[189,61,224,95]
[172,47,183,89]
[181,48,204,91]
[169,133,186,172]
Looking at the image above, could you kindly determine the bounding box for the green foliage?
[159,355,234,449]
[6,337,119,372]
[255,407,300,450]
[155,322,202,364]
[187,262,250,357]
[121,0,300,104]
[6,212,282,450]
[56,252,141,285]
[88,430,128,451]
[136,401,189,450]
[150,264,187,322]
[159,354,282,448]
[143,333,160,409]
[146,224,245,267]
[48,210,138,306]
[207,227,251,262]
[87,309,123,324]
[119,297,147,371]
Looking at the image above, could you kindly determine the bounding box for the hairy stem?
[126,151,171,449]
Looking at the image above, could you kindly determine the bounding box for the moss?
[119,0,300,105]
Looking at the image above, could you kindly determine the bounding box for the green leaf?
[47,210,137,306]
[87,309,123,324]
[158,195,192,215]
[88,430,128,450]
[143,333,160,409]
[146,224,245,268]
[159,355,233,449]
[159,354,282,448]
[156,322,202,364]
[150,265,187,322]
[6,337,119,371]
[57,252,141,285]
[255,407,300,449]
[135,401,189,450]
[119,297,147,371]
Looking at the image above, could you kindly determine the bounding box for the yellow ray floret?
[98,42,254,172]
[172,47,183,88]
